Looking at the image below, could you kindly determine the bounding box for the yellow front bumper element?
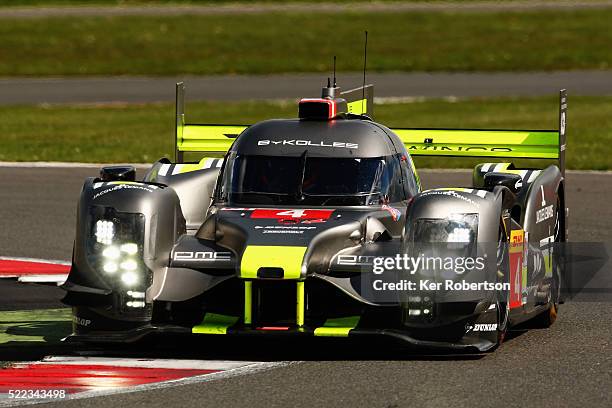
[240,246,307,279]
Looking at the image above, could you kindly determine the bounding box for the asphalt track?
[3,71,612,105]
[0,166,611,407]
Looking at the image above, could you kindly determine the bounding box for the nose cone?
[240,245,307,279]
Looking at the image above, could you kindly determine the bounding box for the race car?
[62,80,567,352]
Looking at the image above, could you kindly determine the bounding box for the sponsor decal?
[408,145,512,153]
[300,218,327,224]
[420,190,480,207]
[465,323,498,333]
[381,204,401,221]
[509,229,525,309]
[173,251,232,261]
[560,111,566,136]
[92,183,157,200]
[258,140,358,149]
[536,204,554,224]
[72,316,91,327]
[254,225,316,234]
[335,255,375,266]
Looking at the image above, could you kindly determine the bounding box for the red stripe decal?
[0,260,70,277]
[250,209,334,220]
[256,326,290,331]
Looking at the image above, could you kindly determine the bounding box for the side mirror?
[483,172,522,195]
[100,165,136,182]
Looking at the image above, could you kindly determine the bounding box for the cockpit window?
[218,153,410,206]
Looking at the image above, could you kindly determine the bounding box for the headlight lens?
[87,207,148,291]
[413,214,478,245]
[94,220,115,245]
[411,214,479,275]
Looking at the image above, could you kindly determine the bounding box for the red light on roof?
[298,98,337,120]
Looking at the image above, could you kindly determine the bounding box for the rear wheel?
[531,197,562,328]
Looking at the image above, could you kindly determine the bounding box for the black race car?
[63,81,567,352]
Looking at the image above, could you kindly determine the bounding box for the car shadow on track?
[1,325,535,364]
[57,335,490,362]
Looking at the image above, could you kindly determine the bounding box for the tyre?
[531,197,562,328]
[494,222,510,346]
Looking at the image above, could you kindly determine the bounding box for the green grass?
[0,96,610,169]
[0,309,71,346]
[1,9,612,76]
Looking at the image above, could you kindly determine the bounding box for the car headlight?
[87,207,149,297]
[410,214,479,279]
[412,214,478,245]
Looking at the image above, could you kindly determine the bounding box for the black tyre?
[495,222,510,346]
[531,197,562,328]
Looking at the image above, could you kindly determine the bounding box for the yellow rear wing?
[174,83,566,176]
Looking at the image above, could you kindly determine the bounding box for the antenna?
[333,55,337,87]
[362,31,368,114]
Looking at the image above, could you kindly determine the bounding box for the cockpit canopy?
[215,118,419,206]
[218,152,414,206]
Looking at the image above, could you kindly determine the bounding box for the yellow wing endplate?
[177,124,248,154]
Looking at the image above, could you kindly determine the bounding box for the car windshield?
[219,154,391,206]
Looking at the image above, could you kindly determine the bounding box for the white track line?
[0,360,297,407]
[17,275,67,285]
[0,257,68,285]
[64,361,296,403]
[40,356,257,371]
[0,161,151,169]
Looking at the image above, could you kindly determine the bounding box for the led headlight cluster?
[100,242,141,287]
[88,207,148,299]
[409,214,479,280]
[95,220,115,245]
[404,293,435,322]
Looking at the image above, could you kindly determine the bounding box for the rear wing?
[394,89,567,176]
[174,83,566,176]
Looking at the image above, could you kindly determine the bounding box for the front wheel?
[495,223,510,346]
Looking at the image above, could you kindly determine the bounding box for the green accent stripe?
[178,124,248,153]
[244,281,253,325]
[314,316,360,337]
[192,313,239,335]
[347,99,367,115]
[393,129,559,159]
[296,281,305,327]
[176,157,217,174]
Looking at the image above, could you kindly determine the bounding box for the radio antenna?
[333,55,337,87]
[362,31,368,114]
